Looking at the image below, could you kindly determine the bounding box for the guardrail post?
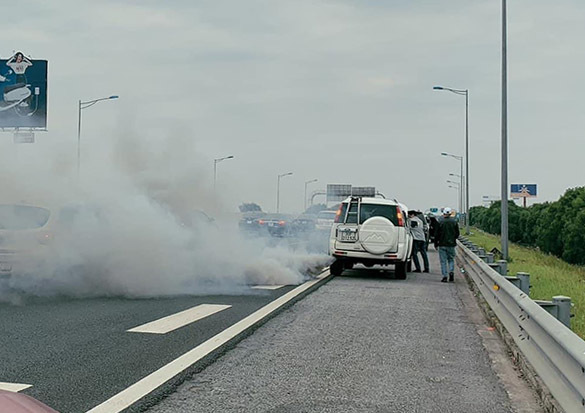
[552,296,572,328]
[497,260,508,275]
[478,247,486,256]
[516,272,530,295]
[485,253,494,263]
[478,254,488,263]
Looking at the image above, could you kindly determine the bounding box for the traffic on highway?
[3,1,584,412]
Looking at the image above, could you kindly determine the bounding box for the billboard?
[351,186,376,197]
[0,51,48,129]
[511,184,537,198]
[327,184,352,202]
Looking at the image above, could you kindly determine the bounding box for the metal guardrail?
[457,240,585,413]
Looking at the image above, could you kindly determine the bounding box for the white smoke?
[0,131,331,303]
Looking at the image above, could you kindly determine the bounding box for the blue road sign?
[511,184,537,198]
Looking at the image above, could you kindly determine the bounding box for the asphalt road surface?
[149,250,543,413]
[0,285,300,412]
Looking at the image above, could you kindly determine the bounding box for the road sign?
[327,184,352,202]
[351,186,376,197]
[511,184,537,198]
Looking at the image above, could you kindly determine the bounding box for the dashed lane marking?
[0,382,32,392]
[127,304,232,335]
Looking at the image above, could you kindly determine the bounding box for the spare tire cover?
[359,216,398,255]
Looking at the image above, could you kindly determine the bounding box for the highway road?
[150,250,543,413]
[1,249,543,412]
[0,282,311,412]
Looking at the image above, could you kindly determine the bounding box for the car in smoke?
[0,204,54,275]
[315,210,337,232]
[0,202,110,276]
[329,197,413,279]
[258,214,294,237]
[238,211,266,235]
[290,213,316,235]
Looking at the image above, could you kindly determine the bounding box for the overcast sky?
[2,0,584,214]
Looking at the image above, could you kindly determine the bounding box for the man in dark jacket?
[435,207,460,283]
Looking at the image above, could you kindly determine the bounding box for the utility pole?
[501,0,509,260]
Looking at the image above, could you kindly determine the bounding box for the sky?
[1,0,584,214]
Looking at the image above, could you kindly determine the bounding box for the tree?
[239,203,262,213]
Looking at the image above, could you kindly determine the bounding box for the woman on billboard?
[6,52,33,84]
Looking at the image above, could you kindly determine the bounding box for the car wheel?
[395,262,407,280]
[330,260,344,276]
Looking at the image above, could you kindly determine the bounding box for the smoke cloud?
[0,131,330,303]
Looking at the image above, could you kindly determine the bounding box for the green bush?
[470,187,585,265]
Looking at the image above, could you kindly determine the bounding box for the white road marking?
[127,304,232,335]
[0,382,32,392]
[86,269,331,413]
[251,285,285,290]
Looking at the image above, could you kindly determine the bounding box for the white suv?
[329,197,413,279]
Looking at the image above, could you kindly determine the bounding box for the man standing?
[408,210,429,273]
[435,207,460,283]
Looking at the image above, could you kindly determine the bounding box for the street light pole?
[434,86,470,234]
[448,185,460,213]
[304,179,318,211]
[277,172,293,213]
[213,155,234,193]
[501,0,509,259]
[449,173,463,219]
[77,95,119,176]
[441,152,463,214]
[447,180,461,215]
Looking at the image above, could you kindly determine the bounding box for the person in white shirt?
[6,52,32,84]
[408,210,429,273]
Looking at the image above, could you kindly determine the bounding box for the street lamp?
[434,85,470,235]
[213,155,234,192]
[447,180,462,215]
[77,95,119,176]
[441,152,465,227]
[304,179,318,211]
[276,172,293,213]
[448,185,460,212]
[449,173,463,220]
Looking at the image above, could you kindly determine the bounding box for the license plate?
[339,230,357,242]
[0,263,12,272]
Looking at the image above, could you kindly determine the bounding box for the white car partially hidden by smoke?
[329,197,413,279]
[0,204,54,275]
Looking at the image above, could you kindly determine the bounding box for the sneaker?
[449,272,454,282]
[441,277,448,283]
[423,269,429,273]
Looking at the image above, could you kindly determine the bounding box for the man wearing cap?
[435,207,460,282]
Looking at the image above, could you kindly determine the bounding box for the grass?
[466,228,585,339]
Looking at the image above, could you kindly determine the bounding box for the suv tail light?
[334,205,343,223]
[278,220,286,226]
[396,211,404,227]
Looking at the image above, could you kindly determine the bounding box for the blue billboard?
[0,52,48,129]
[511,184,537,198]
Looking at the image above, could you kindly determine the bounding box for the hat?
[442,207,452,215]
